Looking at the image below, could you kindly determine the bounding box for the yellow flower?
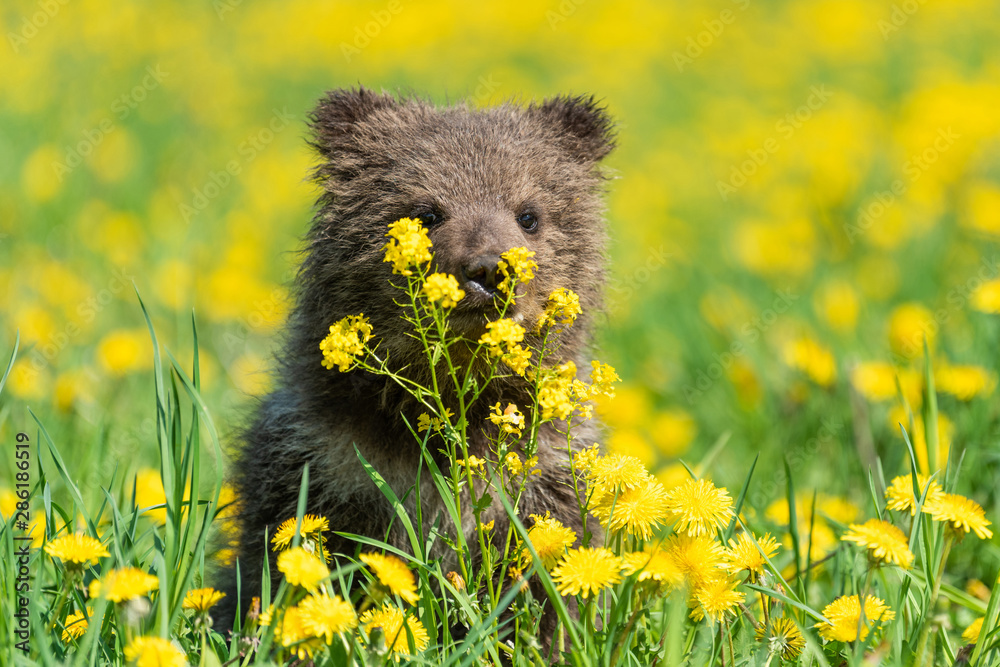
[756,617,805,661]
[963,617,991,644]
[537,287,582,329]
[591,477,670,540]
[884,474,944,515]
[690,575,744,623]
[971,278,1000,313]
[479,318,525,350]
[504,452,524,477]
[622,546,684,589]
[360,553,419,605]
[497,247,537,294]
[297,592,358,642]
[135,468,168,525]
[663,533,728,590]
[61,609,90,642]
[936,363,997,400]
[782,336,837,387]
[537,361,578,420]
[588,361,620,399]
[383,218,432,276]
[887,407,953,475]
[416,409,453,433]
[888,303,937,359]
[360,604,429,656]
[551,547,623,598]
[815,595,895,642]
[665,478,734,537]
[319,314,373,372]
[44,533,109,568]
[276,605,322,659]
[89,567,159,603]
[277,546,330,591]
[923,493,993,539]
[588,453,649,495]
[182,587,225,612]
[851,362,921,403]
[422,273,464,309]
[571,444,600,474]
[489,402,525,437]
[271,515,330,552]
[841,519,914,568]
[124,637,187,667]
[455,455,486,475]
[724,532,780,577]
[814,279,859,333]
[523,514,577,570]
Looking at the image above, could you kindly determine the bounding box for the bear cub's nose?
[461,255,503,296]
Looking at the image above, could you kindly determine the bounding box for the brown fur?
[215,87,615,633]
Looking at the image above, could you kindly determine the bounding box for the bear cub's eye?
[411,207,444,227]
[517,211,539,233]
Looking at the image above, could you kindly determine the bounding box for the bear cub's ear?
[309,87,399,157]
[530,95,616,163]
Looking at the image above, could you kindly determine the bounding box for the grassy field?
[2,0,1000,664]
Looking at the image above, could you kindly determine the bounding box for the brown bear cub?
[215,87,616,629]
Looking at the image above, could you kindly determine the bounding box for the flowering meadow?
[3,0,1000,665]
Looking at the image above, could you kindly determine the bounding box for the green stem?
[915,534,954,667]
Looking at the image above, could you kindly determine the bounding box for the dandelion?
[724,532,780,578]
[422,272,464,308]
[383,218,432,276]
[589,360,620,399]
[61,609,89,642]
[277,546,330,591]
[445,571,466,591]
[783,336,837,387]
[690,575,744,622]
[489,402,525,436]
[537,287,582,329]
[664,533,729,590]
[591,477,670,540]
[971,278,1000,313]
[272,514,330,551]
[622,546,684,588]
[497,247,537,293]
[851,362,921,403]
[44,533,109,568]
[123,636,187,667]
[665,478,734,537]
[588,453,649,495]
[182,587,225,612]
[276,605,322,659]
[815,595,895,642]
[888,303,936,359]
[756,617,805,661]
[297,592,358,642]
[923,492,993,539]
[320,314,373,372]
[884,473,944,515]
[842,519,914,568]
[361,604,429,656]
[936,363,997,400]
[89,567,159,603]
[523,513,577,569]
[551,547,623,598]
[963,617,989,644]
[360,553,419,605]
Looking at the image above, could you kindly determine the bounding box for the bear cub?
[215,87,616,628]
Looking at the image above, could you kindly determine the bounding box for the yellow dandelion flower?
[123,636,186,667]
[277,546,330,591]
[963,617,992,644]
[61,609,90,642]
[783,336,837,387]
[665,533,729,591]
[523,513,577,570]
[851,362,921,403]
[591,477,670,540]
[725,532,780,577]
[665,478,734,537]
[182,587,225,612]
[361,604,429,656]
[923,493,993,539]
[888,303,937,359]
[884,474,944,515]
[319,314,373,372]
[271,515,330,552]
[756,617,805,661]
[622,546,684,589]
[360,553,419,605]
[588,453,649,496]
[89,567,158,603]
[422,273,464,309]
[842,519,914,568]
[489,402,525,437]
[690,575,745,623]
[551,547,623,599]
[936,363,997,400]
[497,247,537,294]
[537,287,582,330]
[277,605,322,659]
[44,533,109,568]
[815,595,895,642]
[971,279,1000,313]
[297,592,358,642]
[383,218,432,276]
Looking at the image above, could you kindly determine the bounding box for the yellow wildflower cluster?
[383,218,433,276]
[360,605,429,657]
[319,314,373,372]
[124,637,186,667]
[815,595,895,642]
[537,287,582,330]
[421,272,465,309]
[277,546,330,591]
[416,409,453,433]
[360,552,420,605]
[488,402,525,436]
[782,336,837,387]
[841,519,914,569]
[89,567,159,603]
[478,318,531,375]
[275,592,358,659]
[496,247,537,294]
[271,514,330,553]
[44,532,109,568]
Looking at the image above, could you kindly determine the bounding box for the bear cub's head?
[294,87,615,378]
